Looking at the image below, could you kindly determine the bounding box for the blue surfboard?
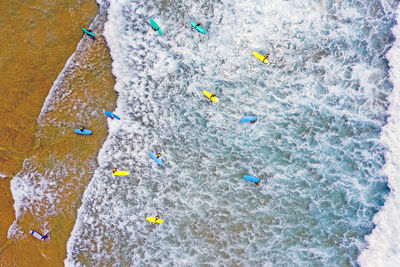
[74,128,93,135]
[104,111,121,120]
[240,116,258,123]
[149,152,163,166]
[243,175,260,184]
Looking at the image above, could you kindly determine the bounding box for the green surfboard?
[150,19,162,35]
[82,28,96,37]
[190,21,206,34]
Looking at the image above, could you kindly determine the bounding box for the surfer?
[210,93,216,100]
[41,234,49,240]
[83,28,96,40]
[79,126,85,133]
[196,22,201,27]
[250,119,257,124]
[255,181,261,186]
[155,215,160,222]
[112,168,117,174]
[152,27,159,31]
[156,153,161,159]
[263,54,269,63]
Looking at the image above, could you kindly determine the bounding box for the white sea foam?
[358,5,400,267]
[9,158,60,238]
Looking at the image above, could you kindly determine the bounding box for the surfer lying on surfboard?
[156,153,161,158]
[263,54,269,63]
[113,168,117,174]
[210,93,217,100]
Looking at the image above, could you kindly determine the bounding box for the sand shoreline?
[0,0,117,266]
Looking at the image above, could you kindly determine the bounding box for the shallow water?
[63,0,397,265]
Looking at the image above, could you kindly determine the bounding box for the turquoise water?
[65,0,397,265]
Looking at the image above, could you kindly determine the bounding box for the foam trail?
[38,18,100,122]
[358,5,400,267]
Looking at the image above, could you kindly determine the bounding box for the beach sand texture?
[0,0,116,266]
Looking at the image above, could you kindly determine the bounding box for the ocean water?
[58,0,398,265]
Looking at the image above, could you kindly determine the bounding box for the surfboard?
[203,90,219,103]
[191,21,207,34]
[74,128,93,135]
[149,152,163,166]
[252,51,269,64]
[146,217,164,223]
[30,230,48,240]
[240,116,258,123]
[243,175,260,184]
[82,28,96,37]
[104,111,121,120]
[112,171,130,176]
[150,19,162,35]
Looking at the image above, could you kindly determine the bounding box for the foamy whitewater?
[358,4,400,267]
[61,0,397,265]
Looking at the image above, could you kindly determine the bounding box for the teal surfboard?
[190,21,206,34]
[150,19,162,35]
[82,28,96,37]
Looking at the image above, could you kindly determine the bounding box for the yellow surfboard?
[146,217,164,223]
[112,171,130,176]
[202,90,219,103]
[252,51,269,64]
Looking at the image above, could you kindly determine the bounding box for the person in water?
[80,126,85,132]
[263,54,269,62]
[41,234,49,240]
[112,168,117,174]
[152,27,159,31]
[196,22,201,27]
[250,119,257,124]
[156,153,161,159]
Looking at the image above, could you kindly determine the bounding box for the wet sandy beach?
[0,0,116,265]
